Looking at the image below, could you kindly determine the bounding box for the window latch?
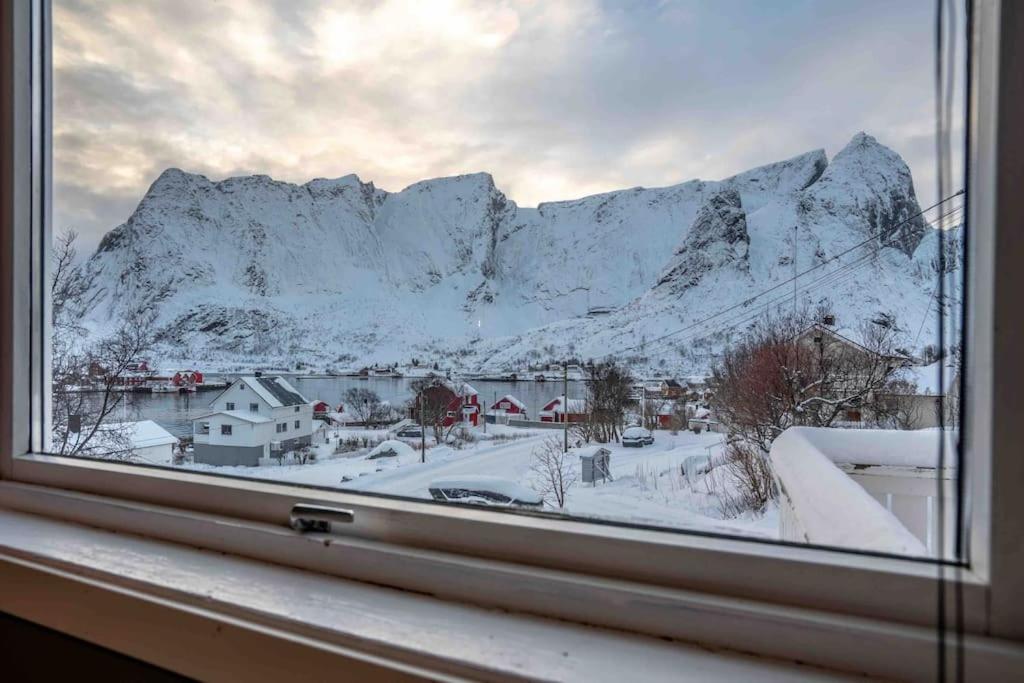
[289,504,355,533]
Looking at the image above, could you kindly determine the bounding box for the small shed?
[579,446,612,484]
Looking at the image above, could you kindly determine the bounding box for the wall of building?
[194,443,265,467]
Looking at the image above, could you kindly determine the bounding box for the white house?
[193,375,313,466]
[97,420,178,464]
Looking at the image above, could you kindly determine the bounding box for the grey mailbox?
[580,447,612,484]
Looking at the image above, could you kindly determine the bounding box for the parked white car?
[428,476,544,508]
[622,425,654,447]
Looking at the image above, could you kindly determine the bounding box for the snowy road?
[179,425,777,539]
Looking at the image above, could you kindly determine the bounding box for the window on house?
[221,425,232,436]
[226,402,235,410]
[36,0,973,564]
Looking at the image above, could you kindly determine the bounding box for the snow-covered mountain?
[74,132,958,374]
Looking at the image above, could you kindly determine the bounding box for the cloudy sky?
[54,0,965,252]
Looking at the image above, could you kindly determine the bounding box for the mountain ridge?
[73,132,954,375]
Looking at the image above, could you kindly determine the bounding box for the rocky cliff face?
[73,133,955,373]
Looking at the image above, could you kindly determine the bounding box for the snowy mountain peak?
[803,132,927,255]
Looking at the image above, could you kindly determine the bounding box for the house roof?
[102,420,178,448]
[540,396,586,413]
[795,323,912,363]
[193,410,273,424]
[661,379,684,388]
[490,394,526,410]
[209,375,310,409]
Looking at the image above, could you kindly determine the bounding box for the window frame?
[1,0,1022,668]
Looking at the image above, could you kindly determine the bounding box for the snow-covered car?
[395,425,423,438]
[428,476,544,508]
[622,426,653,447]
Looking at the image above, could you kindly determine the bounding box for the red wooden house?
[539,396,587,423]
[172,370,204,387]
[489,394,528,419]
[312,400,331,416]
[411,380,480,427]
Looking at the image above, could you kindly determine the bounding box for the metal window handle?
[290,504,355,533]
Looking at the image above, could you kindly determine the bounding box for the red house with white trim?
[312,400,331,416]
[539,396,587,423]
[489,394,528,419]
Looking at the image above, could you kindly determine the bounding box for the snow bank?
[770,428,927,555]
[366,439,416,460]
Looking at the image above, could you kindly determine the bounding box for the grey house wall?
[194,443,264,467]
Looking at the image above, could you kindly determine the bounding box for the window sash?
[1,0,1020,646]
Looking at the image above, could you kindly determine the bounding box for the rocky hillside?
[73,132,956,374]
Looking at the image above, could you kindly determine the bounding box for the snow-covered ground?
[178,423,776,539]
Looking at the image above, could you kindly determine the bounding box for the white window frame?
[1,0,1022,676]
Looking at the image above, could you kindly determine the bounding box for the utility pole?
[419,391,425,463]
[563,362,569,453]
[640,384,645,429]
[793,224,798,318]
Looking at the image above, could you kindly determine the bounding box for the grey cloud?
[53,0,965,253]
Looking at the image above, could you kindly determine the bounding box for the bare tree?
[529,436,577,508]
[715,441,776,516]
[641,398,663,431]
[343,387,385,426]
[710,313,907,453]
[408,376,463,443]
[584,361,633,443]
[50,228,155,458]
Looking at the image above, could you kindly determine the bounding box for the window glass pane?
[48,0,967,559]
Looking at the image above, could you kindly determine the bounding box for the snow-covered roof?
[193,410,273,424]
[490,394,526,410]
[770,427,927,555]
[367,439,416,459]
[102,420,177,449]
[427,476,542,505]
[540,396,586,414]
[447,380,478,397]
[209,376,310,409]
[573,445,611,459]
[778,426,957,469]
[903,359,959,396]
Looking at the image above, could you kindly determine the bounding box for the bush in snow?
[706,441,776,517]
[529,436,577,509]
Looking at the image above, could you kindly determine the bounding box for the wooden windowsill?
[0,507,852,682]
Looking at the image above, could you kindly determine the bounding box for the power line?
[613,194,964,358]
[641,202,963,360]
